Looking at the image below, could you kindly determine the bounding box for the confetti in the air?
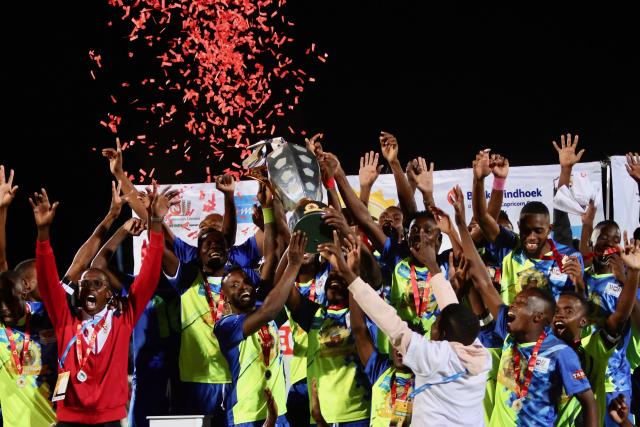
[93,0,326,182]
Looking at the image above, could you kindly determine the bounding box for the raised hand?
[490,154,509,179]
[609,253,627,283]
[412,157,434,194]
[0,165,18,208]
[123,217,147,236]
[101,137,124,176]
[343,233,361,277]
[409,229,439,272]
[625,152,640,183]
[148,183,175,219]
[581,200,596,225]
[473,150,492,180]
[29,189,59,228]
[448,251,469,294]
[379,131,399,164]
[359,151,383,188]
[256,181,274,208]
[109,180,127,216]
[318,230,354,282]
[429,206,454,236]
[552,133,584,168]
[305,133,324,157]
[562,255,584,289]
[287,231,308,266]
[449,185,466,225]
[322,206,351,238]
[318,151,341,181]
[215,174,236,196]
[620,230,640,270]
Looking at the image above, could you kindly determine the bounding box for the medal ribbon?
[512,331,547,400]
[75,313,109,373]
[204,280,225,323]
[410,264,432,318]
[390,372,413,422]
[5,304,31,376]
[538,239,565,272]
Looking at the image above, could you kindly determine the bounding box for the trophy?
[243,137,333,253]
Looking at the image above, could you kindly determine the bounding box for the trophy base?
[290,201,334,253]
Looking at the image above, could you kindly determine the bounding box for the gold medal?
[16,376,26,388]
[511,398,523,413]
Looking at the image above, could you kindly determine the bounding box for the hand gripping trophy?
[243,137,333,253]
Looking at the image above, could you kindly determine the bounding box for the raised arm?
[31,189,71,328]
[124,183,169,325]
[580,201,596,266]
[64,180,126,282]
[430,206,463,260]
[488,154,509,220]
[553,133,584,189]
[472,150,500,243]
[380,131,417,222]
[605,232,640,335]
[625,152,640,198]
[317,151,343,211]
[215,174,237,247]
[451,185,502,319]
[333,154,388,252]
[408,157,435,209]
[0,165,18,272]
[102,137,147,219]
[358,151,383,207]
[242,232,305,337]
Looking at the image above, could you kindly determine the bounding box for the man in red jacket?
[31,184,170,426]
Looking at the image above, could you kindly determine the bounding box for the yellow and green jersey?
[0,302,57,427]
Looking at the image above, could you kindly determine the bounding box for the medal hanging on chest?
[258,325,274,379]
[410,264,432,318]
[4,304,32,388]
[511,331,546,413]
[75,314,109,383]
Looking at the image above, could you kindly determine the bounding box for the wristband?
[324,177,336,190]
[262,208,274,224]
[492,177,506,191]
[478,312,494,327]
[150,216,165,223]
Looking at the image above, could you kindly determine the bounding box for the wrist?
[323,177,336,190]
[150,215,165,222]
[262,207,274,224]
[492,177,506,191]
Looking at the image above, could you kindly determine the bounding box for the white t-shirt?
[403,333,490,427]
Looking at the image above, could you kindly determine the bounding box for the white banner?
[133,161,603,271]
[611,155,640,235]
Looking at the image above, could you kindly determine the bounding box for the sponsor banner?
[611,155,640,236]
[133,162,603,270]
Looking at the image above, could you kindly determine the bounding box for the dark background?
[1,1,638,269]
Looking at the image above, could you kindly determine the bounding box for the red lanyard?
[390,372,413,408]
[583,246,621,260]
[538,240,564,272]
[204,281,225,323]
[5,304,31,376]
[257,325,274,367]
[308,279,316,302]
[75,314,108,371]
[512,331,547,400]
[410,264,432,318]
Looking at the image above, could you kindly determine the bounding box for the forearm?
[65,210,120,281]
[558,165,572,189]
[116,172,147,219]
[91,227,129,270]
[260,218,278,283]
[472,177,499,242]
[607,269,640,333]
[273,197,290,247]
[421,189,435,210]
[349,276,412,355]
[446,230,464,260]
[576,390,598,427]
[390,160,417,219]
[335,169,386,251]
[326,187,342,211]
[580,221,594,263]
[127,230,164,323]
[260,263,299,320]
[487,188,503,220]
[430,273,459,309]
[36,236,70,327]
[222,193,237,246]
[0,208,8,272]
[359,184,372,207]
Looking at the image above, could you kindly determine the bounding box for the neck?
[409,256,425,268]
[202,265,225,277]
[231,304,255,315]
[297,263,318,282]
[514,325,546,344]
[593,260,611,275]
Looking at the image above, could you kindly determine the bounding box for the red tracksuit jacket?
[36,230,163,424]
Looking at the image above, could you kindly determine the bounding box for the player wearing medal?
[214,212,303,427]
[553,228,639,426]
[0,270,57,427]
[468,174,598,426]
[32,185,168,426]
[472,136,586,304]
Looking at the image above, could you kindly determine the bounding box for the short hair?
[407,210,436,225]
[634,227,640,242]
[558,291,590,315]
[519,201,549,218]
[594,220,619,232]
[438,303,480,346]
[498,210,511,223]
[198,228,226,246]
[14,259,35,277]
[525,287,556,318]
[222,265,255,287]
[0,270,23,293]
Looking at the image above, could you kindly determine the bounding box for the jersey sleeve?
[214,313,247,352]
[364,350,391,385]
[556,345,592,397]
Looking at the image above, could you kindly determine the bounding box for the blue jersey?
[586,271,637,393]
[490,305,591,426]
[173,235,261,269]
